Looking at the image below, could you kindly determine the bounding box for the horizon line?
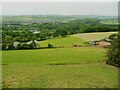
[1,14,118,17]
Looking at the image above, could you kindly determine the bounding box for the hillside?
[2,15,117,22]
[40,32,117,47]
[2,47,118,88]
[74,32,117,41]
[39,35,90,47]
[2,32,118,88]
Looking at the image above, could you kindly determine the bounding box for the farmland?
[2,32,118,88]
[40,32,117,48]
[74,32,117,41]
[100,20,118,25]
[2,15,119,88]
[40,35,90,47]
[2,47,118,88]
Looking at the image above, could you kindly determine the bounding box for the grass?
[2,47,118,88]
[40,35,90,47]
[74,32,117,41]
[100,20,118,25]
[2,47,105,65]
[2,32,119,88]
[3,63,118,88]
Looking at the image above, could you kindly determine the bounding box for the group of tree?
[2,18,118,50]
[106,33,120,67]
[2,35,39,50]
[2,29,68,50]
[2,18,117,33]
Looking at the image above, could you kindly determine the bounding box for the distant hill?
[2,15,117,23]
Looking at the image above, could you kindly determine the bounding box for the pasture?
[74,32,117,41]
[2,32,118,88]
[2,47,118,88]
[100,20,118,25]
[40,36,90,47]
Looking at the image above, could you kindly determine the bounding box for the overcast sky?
[2,2,118,16]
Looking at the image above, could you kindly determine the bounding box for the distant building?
[29,28,40,34]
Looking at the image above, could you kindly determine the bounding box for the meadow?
[100,20,118,25]
[74,32,117,41]
[40,32,117,48]
[2,32,118,88]
[40,35,90,47]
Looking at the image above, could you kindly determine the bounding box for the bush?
[8,42,14,50]
[18,43,34,49]
[106,33,120,67]
[48,43,54,48]
[2,43,7,50]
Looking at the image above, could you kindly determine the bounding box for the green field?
[74,32,117,41]
[40,35,90,47]
[40,32,117,47]
[100,20,118,25]
[2,32,118,88]
[3,47,105,65]
[2,47,118,88]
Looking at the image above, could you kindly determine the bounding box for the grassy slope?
[40,32,117,47]
[3,47,105,65]
[2,47,118,88]
[40,35,90,47]
[2,32,118,88]
[3,63,117,88]
[74,32,117,41]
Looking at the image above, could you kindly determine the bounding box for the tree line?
[2,19,118,50]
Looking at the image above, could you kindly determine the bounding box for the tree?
[53,31,59,37]
[7,42,14,50]
[48,43,54,48]
[106,33,120,67]
[13,37,21,42]
[4,36,12,43]
[21,38,29,42]
[60,30,68,37]
[108,34,117,42]
[2,42,7,50]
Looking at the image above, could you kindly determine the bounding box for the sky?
[2,2,118,16]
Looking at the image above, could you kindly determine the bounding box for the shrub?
[2,43,7,50]
[106,33,120,67]
[48,43,54,48]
